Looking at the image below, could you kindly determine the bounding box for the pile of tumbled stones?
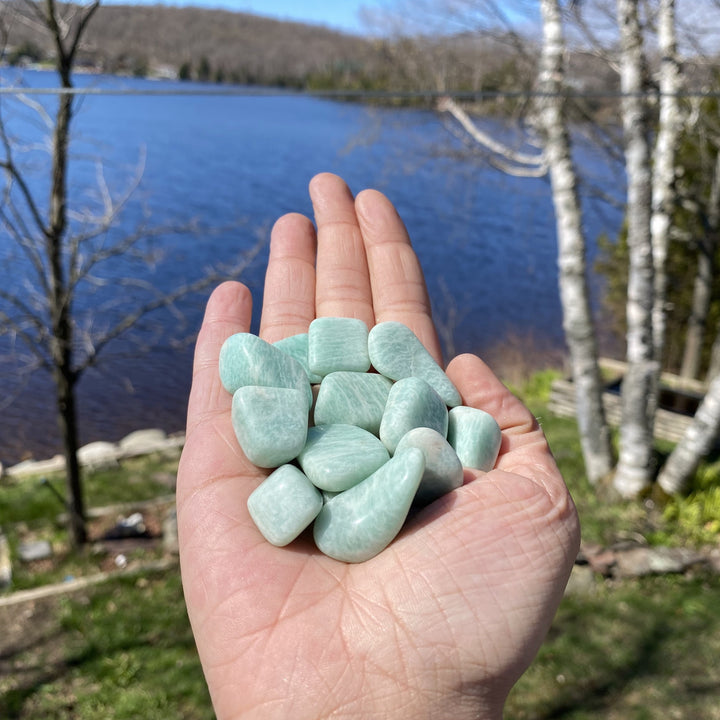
[219,317,501,563]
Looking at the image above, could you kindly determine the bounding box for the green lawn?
[507,573,720,719]
[0,569,213,720]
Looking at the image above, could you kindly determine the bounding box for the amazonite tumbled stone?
[447,406,502,471]
[247,465,323,546]
[379,376,448,454]
[273,333,323,384]
[298,424,390,492]
[313,371,393,434]
[395,427,464,506]
[308,317,370,377]
[231,386,308,468]
[220,332,312,405]
[368,322,462,408]
[313,447,425,563]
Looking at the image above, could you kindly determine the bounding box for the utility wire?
[0,85,720,99]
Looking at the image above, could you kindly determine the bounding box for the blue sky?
[103,0,385,34]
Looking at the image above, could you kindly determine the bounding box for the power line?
[1,85,720,99]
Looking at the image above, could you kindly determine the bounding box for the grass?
[1,374,719,718]
[0,454,177,528]
[0,570,213,720]
[506,573,720,720]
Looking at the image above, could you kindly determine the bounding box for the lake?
[0,71,622,464]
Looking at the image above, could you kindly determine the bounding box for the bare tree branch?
[438,95,547,176]
[76,234,266,376]
[0,307,53,372]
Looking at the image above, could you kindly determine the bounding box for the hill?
[1,2,380,86]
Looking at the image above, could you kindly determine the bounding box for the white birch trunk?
[681,150,720,379]
[681,235,715,379]
[650,0,681,371]
[658,371,720,494]
[537,0,613,483]
[613,0,657,497]
[707,323,720,382]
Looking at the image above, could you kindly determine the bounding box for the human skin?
[176,172,581,719]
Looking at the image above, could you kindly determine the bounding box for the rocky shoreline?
[0,428,185,480]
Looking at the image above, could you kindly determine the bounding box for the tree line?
[0,0,647,100]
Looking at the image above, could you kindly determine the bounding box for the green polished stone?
[273,333,323,384]
[379,376,448,454]
[447,406,502,471]
[308,317,370,377]
[313,447,425,563]
[313,371,393,434]
[368,322,462,408]
[231,386,309,468]
[247,465,323,546]
[395,427,464,506]
[219,332,312,405]
[297,424,390,492]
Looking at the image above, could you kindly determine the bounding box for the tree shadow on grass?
[0,570,211,719]
[511,574,720,720]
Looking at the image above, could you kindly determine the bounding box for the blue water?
[0,72,623,463]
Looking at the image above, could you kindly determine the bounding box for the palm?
[177,174,580,720]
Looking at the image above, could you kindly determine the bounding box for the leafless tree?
[0,0,259,546]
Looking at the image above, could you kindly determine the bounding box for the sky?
[102,0,386,35]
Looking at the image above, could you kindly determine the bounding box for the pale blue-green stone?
[395,427,464,506]
[231,386,308,468]
[219,332,312,406]
[308,317,370,377]
[247,465,323,546]
[447,406,502,471]
[297,424,390,492]
[379,376,448,454]
[313,371,393,434]
[273,333,323,384]
[313,447,425,563]
[368,322,462,407]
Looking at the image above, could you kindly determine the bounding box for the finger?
[446,353,568,502]
[355,188,443,363]
[185,281,253,439]
[309,172,375,326]
[259,213,317,343]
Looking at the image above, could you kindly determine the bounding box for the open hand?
[177,173,580,720]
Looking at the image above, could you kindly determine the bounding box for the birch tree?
[437,1,617,484]
[680,145,720,379]
[611,0,657,497]
[658,371,720,493]
[535,0,613,483]
[650,0,682,375]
